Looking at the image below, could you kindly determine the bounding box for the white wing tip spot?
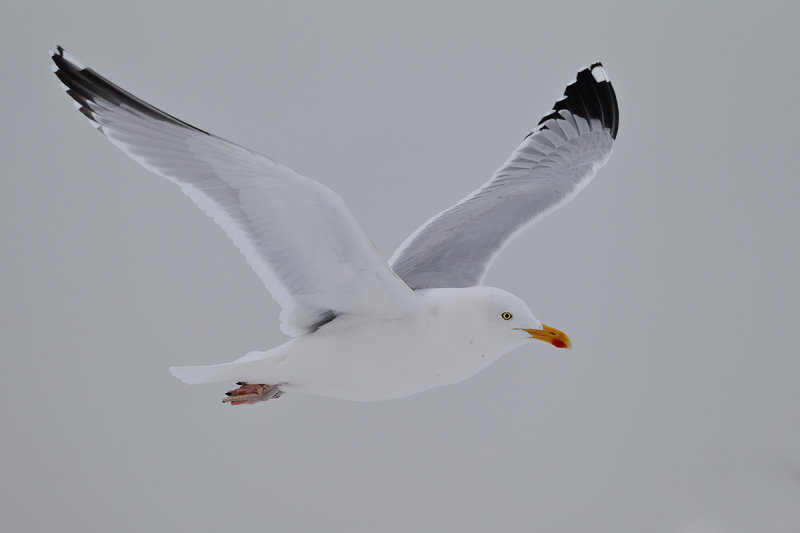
[591,65,609,82]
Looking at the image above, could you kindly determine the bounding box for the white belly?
[247,315,506,401]
[170,286,539,400]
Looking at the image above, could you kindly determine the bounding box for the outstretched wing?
[51,46,418,336]
[390,63,619,289]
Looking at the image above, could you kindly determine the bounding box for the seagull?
[51,46,618,404]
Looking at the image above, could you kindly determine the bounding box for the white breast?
[266,292,508,400]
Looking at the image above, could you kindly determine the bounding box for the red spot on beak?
[552,339,568,349]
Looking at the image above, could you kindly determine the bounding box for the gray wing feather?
[52,46,418,336]
[390,63,619,289]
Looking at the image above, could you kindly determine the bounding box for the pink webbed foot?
[222,382,284,406]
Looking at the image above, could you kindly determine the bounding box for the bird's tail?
[170,350,280,385]
[170,362,243,384]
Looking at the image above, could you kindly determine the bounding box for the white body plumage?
[172,287,541,401]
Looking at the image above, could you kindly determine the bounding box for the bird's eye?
[501,312,513,320]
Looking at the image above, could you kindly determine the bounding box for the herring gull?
[51,46,618,403]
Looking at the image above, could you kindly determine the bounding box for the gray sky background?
[2,1,799,532]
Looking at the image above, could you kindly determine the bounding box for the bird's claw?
[222,383,283,405]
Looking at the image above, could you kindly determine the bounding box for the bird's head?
[472,287,572,351]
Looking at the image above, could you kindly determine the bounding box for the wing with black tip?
[390,63,619,289]
[51,46,419,336]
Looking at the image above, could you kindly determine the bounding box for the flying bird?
[51,46,619,404]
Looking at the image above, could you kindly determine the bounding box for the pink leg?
[222,382,284,405]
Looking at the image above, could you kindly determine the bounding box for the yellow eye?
[501,312,513,320]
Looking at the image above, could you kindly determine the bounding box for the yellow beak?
[523,324,572,349]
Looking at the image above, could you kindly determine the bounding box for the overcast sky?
[2,1,799,532]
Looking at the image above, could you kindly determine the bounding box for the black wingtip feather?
[537,62,619,140]
[51,45,210,135]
